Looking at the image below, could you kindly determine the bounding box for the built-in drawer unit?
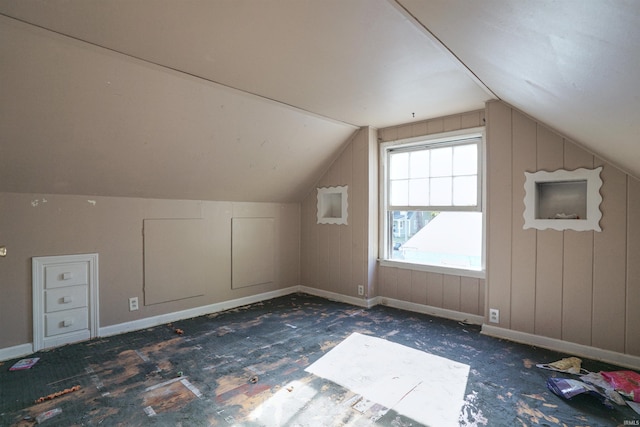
[44,262,89,289]
[45,307,89,336]
[45,285,88,313]
[32,254,99,351]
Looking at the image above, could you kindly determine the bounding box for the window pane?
[409,150,430,178]
[390,180,409,206]
[408,178,429,205]
[390,152,409,180]
[430,147,452,177]
[390,211,482,270]
[453,176,477,205]
[453,144,477,176]
[430,177,452,205]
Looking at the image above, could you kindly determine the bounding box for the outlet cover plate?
[489,308,499,323]
[129,297,139,311]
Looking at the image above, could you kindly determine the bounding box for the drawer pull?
[62,319,74,327]
[62,296,73,303]
[61,272,73,280]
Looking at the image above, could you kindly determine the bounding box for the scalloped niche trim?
[523,167,603,231]
[317,185,348,225]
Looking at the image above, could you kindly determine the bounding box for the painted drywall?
[0,14,357,203]
[486,100,640,357]
[0,193,299,350]
[300,127,378,298]
[377,110,487,317]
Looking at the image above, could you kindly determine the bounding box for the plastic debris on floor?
[540,356,640,418]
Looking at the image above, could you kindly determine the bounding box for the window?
[380,129,484,274]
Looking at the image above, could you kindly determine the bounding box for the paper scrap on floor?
[9,357,40,371]
[306,332,470,427]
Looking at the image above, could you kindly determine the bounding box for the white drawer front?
[45,286,88,313]
[45,307,88,337]
[44,263,89,289]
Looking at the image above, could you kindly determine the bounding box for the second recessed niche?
[317,186,348,225]
[523,167,603,231]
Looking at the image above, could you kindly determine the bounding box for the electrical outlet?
[489,308,499,323]
[357,285,364,296]
[129,297,139,311]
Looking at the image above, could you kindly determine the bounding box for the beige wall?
[486,100,640,357]
[300,127,378,298]
[377,110,486,317]
[0,193,299,349]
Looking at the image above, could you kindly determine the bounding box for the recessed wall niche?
[317,186,348,225]
[523,167,603,231]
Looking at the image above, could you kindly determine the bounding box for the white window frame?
[379,127,486,278]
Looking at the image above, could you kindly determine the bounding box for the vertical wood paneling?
[410,270,428,305]
[461,111,482,129]
[383,266,398,299]
[378,266,389,296]
[510,110,537,333]
[460,277,480,315]
[366,128,378,296]
[378,110,484,143]
[318,225,330,290]
[563,141,594,171]
[339,144,353,294]
[338,225,353,292]
[378,126,397,142]
[481,101,638,358]
[561,141,594,345]
[592,160,627,353]
[397,124,413,140]
[478,279,486,315]
[328,226,340,293]
[486,101,512,326]
[562,230,593,345]
[626,176,640,356]
[397,269,412,301]
[535,231,563,339]
[305,113,485,313]
[426,272,444,307]
[427,118,444,135]
[412,120,428,137]
[300,198,314,286]
[534,125,564,339]
[443,115,462,131]
[443,275,461,311]
[330,147,344,294]
[351,131,367,295]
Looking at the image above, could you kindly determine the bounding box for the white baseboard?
[482,324,640,371]
[298,286,378,308]
[378,297,485,325]
[99,286,299,338]
[6,286,637,371]
[0,343,33,362]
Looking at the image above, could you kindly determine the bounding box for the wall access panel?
[143,219,207,305]
[231,217,275,289]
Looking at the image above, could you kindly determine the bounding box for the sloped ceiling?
[0,1,638,202]
[398,0,640,179]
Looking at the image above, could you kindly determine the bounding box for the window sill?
[378,259,485,279]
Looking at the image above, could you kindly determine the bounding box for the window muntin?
[382,132,484,273]
[388,138,479,211]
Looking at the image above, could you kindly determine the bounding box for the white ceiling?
[399,0,640,179]
[0,0,638,202]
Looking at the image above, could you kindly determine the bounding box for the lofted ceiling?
[0,1,638,202]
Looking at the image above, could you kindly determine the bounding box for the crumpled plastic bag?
[600,370,640,403]
[547,378,613,408]
[580,372,627,406]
